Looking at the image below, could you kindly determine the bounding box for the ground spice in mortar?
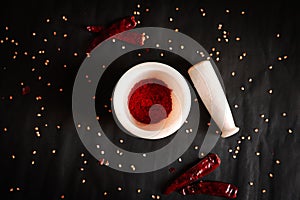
[128,78,172,124]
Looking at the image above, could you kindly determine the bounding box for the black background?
[0,0,299,200]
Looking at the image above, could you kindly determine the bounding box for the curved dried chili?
[180,181,238,199]
[164,153,221,194]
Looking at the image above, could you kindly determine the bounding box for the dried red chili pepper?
[164,153,221,195]
[88,25,145,45]
[128,78,172,124]
[180,181,238,199]
[113,32,145,46]
[87,16,143,53]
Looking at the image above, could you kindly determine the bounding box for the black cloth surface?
[0,0,299,200]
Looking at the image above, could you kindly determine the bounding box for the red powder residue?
[128,78,172,124]
[22,86,31,95]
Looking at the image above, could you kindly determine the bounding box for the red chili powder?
[128,78,172,124]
